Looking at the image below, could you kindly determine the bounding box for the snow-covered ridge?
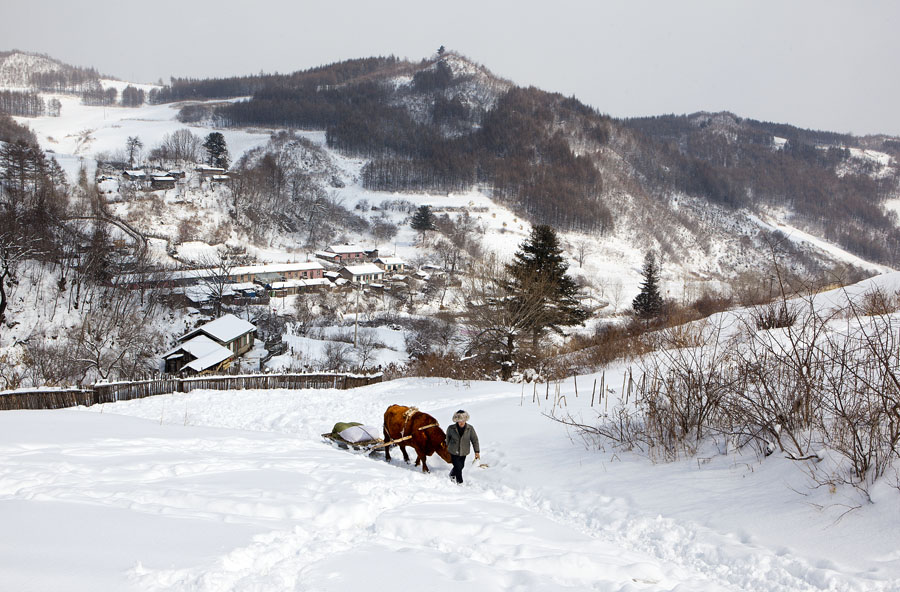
[0,51,64,87]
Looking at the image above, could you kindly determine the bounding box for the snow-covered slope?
[4,76,891,328]
[0,50,65,87]
[2,374,897,591]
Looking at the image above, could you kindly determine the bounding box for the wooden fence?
[0,372,383,411]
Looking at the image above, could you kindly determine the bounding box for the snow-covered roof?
[180,314,255,344]
[271,280,303,290]
[375,257,405,265]
[163,335,234,372]
[229,282,258,291]
[123,170,145,177]
[271,278,332,290]
[152,176,175,181]
[231,261,323,275]
[185,350,234,373]
[325,244,368,254]
[178,285,231,303]
[158,261,324,283]
[341,263,384,276]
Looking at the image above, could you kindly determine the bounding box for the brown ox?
[383,404,451,472]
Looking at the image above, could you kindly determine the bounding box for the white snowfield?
[2,377,898,591]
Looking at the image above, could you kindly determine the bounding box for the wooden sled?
[321,432,386,455]
[321,421,439,455]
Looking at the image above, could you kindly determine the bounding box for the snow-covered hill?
[2,372,897,591]
[10,81,891,297]
[0,50,65,88]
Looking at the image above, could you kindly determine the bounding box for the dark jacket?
[445,422,479,456]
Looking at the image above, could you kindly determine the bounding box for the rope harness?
[377,406,440,449]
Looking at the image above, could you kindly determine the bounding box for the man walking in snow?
[446,410,480,484]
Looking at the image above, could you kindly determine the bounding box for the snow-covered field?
[2,374,899,591]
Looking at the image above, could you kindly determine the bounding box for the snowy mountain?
[1,48,898,389]
[3,50,900,591]
[0,50,65,87]
[0,49,102,90]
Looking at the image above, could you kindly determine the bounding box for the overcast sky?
[3,0,899,136]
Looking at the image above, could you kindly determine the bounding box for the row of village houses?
[131,244,415,305]
[160,246,411,375]
[117,165,229,190]
[158,246,435,374]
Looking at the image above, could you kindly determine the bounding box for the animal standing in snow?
[383,404,451,472]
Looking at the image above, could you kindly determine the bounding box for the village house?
[122,170,146,180]
[162,335,233,375]
[338,263,385,285]
[179,313,256,356]
[121,261,326,290]
[162,314,256,374]
[150,175,176,189]
[228,261,325,284]
[373,256,406,273]
[268,277,331,297]
[316,244,371,263]
[196,165,226,177]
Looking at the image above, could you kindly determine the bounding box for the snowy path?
[1,378,898,591]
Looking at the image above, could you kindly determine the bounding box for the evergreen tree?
[507,225,587,344]
[410,204,435,231]
[203,132,230,169]
[632,251,663,319]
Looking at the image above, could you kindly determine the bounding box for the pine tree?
[410,204,435,231]
[203,132,229,169]
[507,225,587,345]
[632,251,663,319]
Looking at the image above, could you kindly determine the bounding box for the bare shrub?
[751,301,799,330]
[404,317,458,359]
[0,351,28,389]
[320,341,351,372]
[406,352,492,380]
[353,332,385,371]
[858,287,899,317]
[23,340,79,386]
[691,290,733,318]
[555,283,900,497]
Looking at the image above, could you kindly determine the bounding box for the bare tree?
[125,136,143,168]
[354,332,383,371]
[0,232,37,326]
[196,251,246,317]
[574,239,593,268]
[159,129,201,164]
[321,341,351,372]
[609,278,624,313]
